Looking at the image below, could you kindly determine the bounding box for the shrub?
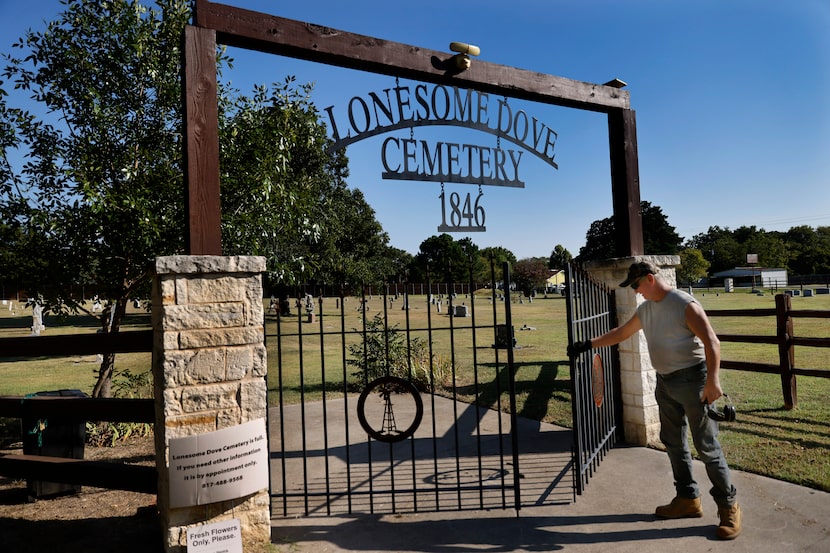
[348,314,452,392]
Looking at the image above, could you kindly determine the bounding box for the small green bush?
[86,368,153,447]
[348,313,452,391]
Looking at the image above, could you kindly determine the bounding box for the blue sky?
[2,0,829,259]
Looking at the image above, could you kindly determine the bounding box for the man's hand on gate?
[567,340,592,358]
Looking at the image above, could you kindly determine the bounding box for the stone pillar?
[152,256,269,552]
[585,255,680,447]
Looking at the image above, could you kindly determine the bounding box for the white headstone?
[30,303,45,336]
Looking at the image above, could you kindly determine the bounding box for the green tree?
[687,225,792,274]
[412,234,470,282]
[456,237,484,282]
[2,0,192,397]
[383,247,414,284]
[476,246,516,283]
[219,80,390,287]
[783,225,830,275]
[742,228,789,269]
[578,216,615,261]
[686,226,742,273]
[1,1,388,396]
[548,244,572,270]
[676,248,710,286]
[578,201,682,262]
[512,257,549,297]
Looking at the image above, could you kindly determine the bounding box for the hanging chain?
[497,96,508,149]
[398,75,415,141]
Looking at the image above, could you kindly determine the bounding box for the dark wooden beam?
[608,108,644,256]
[193,0,629,113]
[0,397,155,423]
[0,454,157,494]
[0,330,152,358]
[183,25,222,255]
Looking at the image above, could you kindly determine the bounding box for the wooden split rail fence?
[709,293,830,409]
[0,330,157,494]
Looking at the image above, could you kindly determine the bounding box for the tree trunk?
[92,352,115,398]
[90,297,128,399]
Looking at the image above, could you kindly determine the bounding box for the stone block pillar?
[585,255,680,447]
[152,256,269,552]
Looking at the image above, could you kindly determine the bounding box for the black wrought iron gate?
[266,260,523,516]
[565,263,622,495]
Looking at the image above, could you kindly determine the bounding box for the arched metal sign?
[183,0,644,256]
[323,82,560,231]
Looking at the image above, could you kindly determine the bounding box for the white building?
[711,267,788,288]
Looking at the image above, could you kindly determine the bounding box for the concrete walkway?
[269,446,829,552]
[268,400,830,552]
[270,390,830,553]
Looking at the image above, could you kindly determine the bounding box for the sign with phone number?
[168,418,269,508]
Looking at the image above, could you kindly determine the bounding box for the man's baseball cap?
[619,261,660,287]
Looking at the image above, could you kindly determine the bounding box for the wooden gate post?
[183,25,222,255]
[608,108,644,257]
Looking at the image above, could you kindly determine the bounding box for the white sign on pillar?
[168,418,269,508]
[187,518,243,553]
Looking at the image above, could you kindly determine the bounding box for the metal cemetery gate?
[267,261,525,516]
[565,263,622,495]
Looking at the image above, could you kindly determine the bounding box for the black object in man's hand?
[567,340,592,357]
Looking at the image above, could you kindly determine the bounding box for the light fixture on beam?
[449,42,480,71]
[603,78,628,88]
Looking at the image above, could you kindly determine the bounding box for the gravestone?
[30,303,45,336]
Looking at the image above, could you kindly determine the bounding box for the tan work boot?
[716,503,742,540]
[655,496,704,519]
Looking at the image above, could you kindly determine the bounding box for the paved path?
[268,399,830,552]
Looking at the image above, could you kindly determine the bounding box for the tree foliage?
[685,225,829,276]
[473,246,515,283]
[548,244,572,270]
[676,248,710,286]
[219,79,395,287]
[578,201,682,262]
[0,0,392,395]
[512,257,549,296]
[2,0,191,396]
[412,234,466,282]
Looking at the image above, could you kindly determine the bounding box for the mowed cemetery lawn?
[1,288,829,492]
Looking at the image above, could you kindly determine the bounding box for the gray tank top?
[637,289,705,374]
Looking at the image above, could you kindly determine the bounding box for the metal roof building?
[711,267,788,288]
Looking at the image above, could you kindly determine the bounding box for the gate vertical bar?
[489,258,507,508]
[296,291,310,514]
[359,285,375,513]
[468,260,485,508]
[381,283,398,513]
[502,262,522,512]
[275,298,288,516]
[317,295,331,514]
[425,269,440,509]
[446,265,463,509]
[338,285,353,513]
[403,279,420,511]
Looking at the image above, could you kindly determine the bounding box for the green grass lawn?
[1,287,829,491]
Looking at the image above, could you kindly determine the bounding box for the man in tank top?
[568,261,742,540]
